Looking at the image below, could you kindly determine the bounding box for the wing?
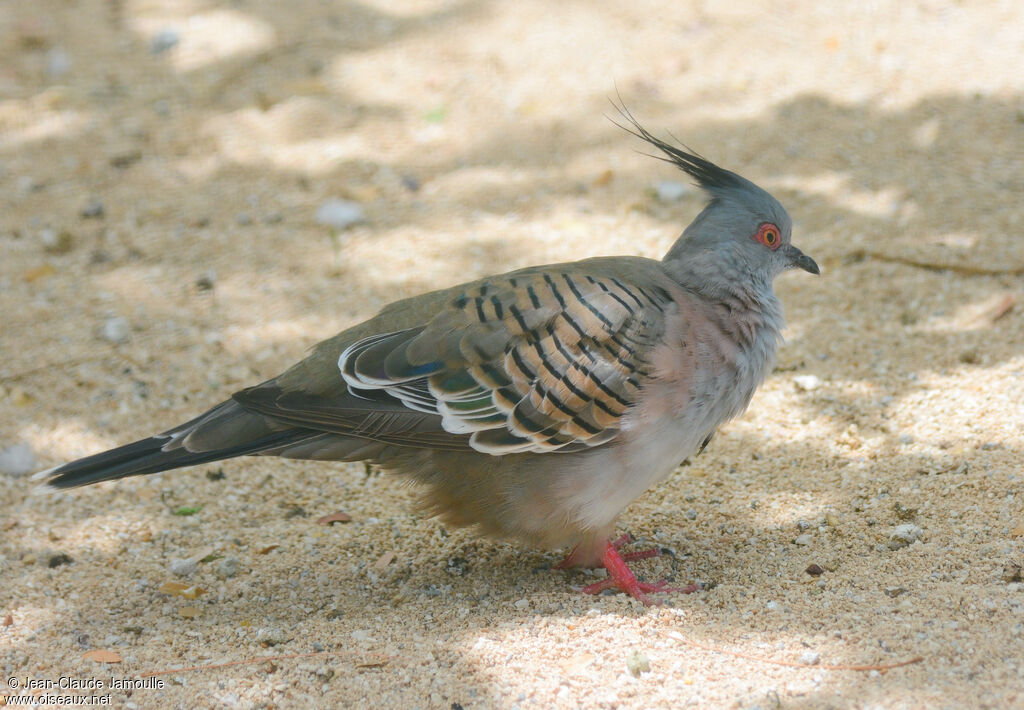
[337,267,673,454]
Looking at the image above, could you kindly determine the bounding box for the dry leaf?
[373,551,395,570]
[178,606,202,618]
[23,264,56,282]
[158,581,207,599]
[2,614,12,627]
[592,169,613,187]
[257,544,279,555]
[1011,524,1024,538]
[83,649,122,663]
[316,512,352,525]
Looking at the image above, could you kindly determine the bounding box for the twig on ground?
[865,251,1024,276]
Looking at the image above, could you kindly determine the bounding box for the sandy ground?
[2,1,1023,708]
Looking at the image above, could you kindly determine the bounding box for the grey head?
[614,108,819,293]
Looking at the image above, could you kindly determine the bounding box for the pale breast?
[555,290,784,534]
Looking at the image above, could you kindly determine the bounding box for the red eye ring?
[754,223,781,250]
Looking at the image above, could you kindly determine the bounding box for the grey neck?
[662,252,785,349]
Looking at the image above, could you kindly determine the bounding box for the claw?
[579,538,698,606]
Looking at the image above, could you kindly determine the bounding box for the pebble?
[215,557,240,579]
[898,434,914,445]
[793,374,821,391]
[798,650,820,665]
[626,649,650,676]
[793,534,814,546]
[257,627,288,645]
[315,199,365,230]
[100,316,130,344]
[195,271,216,291]
[893,502,917,520]
[685,509,698,520]
[169,558,198,577]
[46,47,72,78]
[48,553,73,568]
[150,29,180,55]
[514,598,530,610]
[1002,562,1023,583]
[653,180,689,203]
[888,523,924,550]
[80,198,104,219]
[40,228,74,255]
[0,442,37,476]
[235,212,252,226]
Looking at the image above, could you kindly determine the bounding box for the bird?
[37,109,819,605]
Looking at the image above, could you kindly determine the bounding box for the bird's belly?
[560,362,762,535]
[555,417,707,535]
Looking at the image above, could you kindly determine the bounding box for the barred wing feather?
[339,268,671,454]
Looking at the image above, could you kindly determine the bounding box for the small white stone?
[793,374,821,391]
[46,47,72,77]
[256,627,286,644]
[514,598,530,609]
[169,558,197,577]
[315,199,365,230]
[0,442,37,476]
[150,28,180,54]
[888,523,924,549]
[799,650,821,665]
[39,228,59,249]
[793,534,814,546]
[100,316,130,344]
[653,180,689,203]
[215,557,239,579]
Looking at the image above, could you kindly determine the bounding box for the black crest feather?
[608,100,749,193]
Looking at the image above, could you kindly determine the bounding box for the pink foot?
[561,535,700,606]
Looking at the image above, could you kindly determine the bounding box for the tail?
[36,400,306,489]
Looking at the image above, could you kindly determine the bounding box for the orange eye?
[755,223,781,250]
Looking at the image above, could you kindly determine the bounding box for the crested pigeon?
[38,111,819,605]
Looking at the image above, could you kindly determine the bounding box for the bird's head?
[615,109,819,289]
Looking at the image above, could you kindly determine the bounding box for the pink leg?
[609,532,666,562]
[579,539,700,606]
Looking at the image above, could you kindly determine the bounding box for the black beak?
[784,245,820,275]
